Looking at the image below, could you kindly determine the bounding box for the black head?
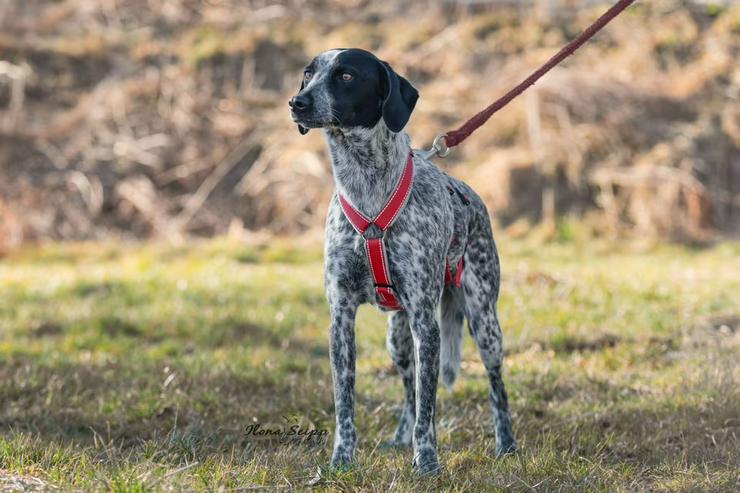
[289,48,419,134]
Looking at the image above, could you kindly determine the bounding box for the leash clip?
[430,134,450,158]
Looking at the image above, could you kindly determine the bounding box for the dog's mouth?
[291,117,325,128]
[291,111,341,128]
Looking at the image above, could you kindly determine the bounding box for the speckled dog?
[289,48,516,475]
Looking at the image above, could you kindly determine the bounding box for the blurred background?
[0,0,738,249]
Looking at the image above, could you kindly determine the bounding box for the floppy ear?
[380,61,419,133]
[297,78,309,135]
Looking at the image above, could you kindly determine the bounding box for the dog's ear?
[297,77,309,135]
[380,61,419,133]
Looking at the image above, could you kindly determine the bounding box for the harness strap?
[338,152,414,310]
[338,151,467,310]
[444,256,464,289]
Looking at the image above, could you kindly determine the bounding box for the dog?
[289,48,516,474]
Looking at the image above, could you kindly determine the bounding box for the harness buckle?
[362,223,384,239]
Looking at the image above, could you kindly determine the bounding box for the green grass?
[0,237,738,491]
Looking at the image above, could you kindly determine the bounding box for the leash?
[338,1,637,308]
[428,0,637,158]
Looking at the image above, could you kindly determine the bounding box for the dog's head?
[289,49,418,135]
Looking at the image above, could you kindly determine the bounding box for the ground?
[0,234,738,492]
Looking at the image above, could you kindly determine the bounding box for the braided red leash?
[437,0,637,153]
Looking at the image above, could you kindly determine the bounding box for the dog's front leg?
[408,299,441,474]
[328,300,358,469]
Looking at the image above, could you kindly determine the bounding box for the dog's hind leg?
[439,285,465,389]
[461,230,517,456]
[384,311,415,447]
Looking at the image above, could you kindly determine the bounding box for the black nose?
[289,95,310,112]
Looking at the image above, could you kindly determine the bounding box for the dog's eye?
[341,73,353,81]
[304,71,313,81]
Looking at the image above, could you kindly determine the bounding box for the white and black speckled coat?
[290,48,516,475]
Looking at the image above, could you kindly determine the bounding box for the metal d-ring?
[431,134,450,158]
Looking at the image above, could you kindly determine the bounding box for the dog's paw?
[495,439,517,457]
[330,443,355,470]
[329,452,355,472]
[412,448,442,476]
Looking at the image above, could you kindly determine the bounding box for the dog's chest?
[351,235,381,297]
[336,221,461,310]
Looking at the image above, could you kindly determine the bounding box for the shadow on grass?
[440,363,740,471]
[1,335,737,488]
[0,354,334,462]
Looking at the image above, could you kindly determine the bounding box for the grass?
[0,236,738,492]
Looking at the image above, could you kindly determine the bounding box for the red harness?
[338,151,464,311]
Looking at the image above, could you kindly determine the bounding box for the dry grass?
[0,0,738,246]
[0,235,738,491]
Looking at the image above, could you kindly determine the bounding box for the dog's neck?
[324,121,411,218]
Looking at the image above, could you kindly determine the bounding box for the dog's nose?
[289,95,311,112]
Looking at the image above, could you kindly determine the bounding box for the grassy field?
[0,236,738,492]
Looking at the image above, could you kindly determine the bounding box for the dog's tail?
[439,285,465,390]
